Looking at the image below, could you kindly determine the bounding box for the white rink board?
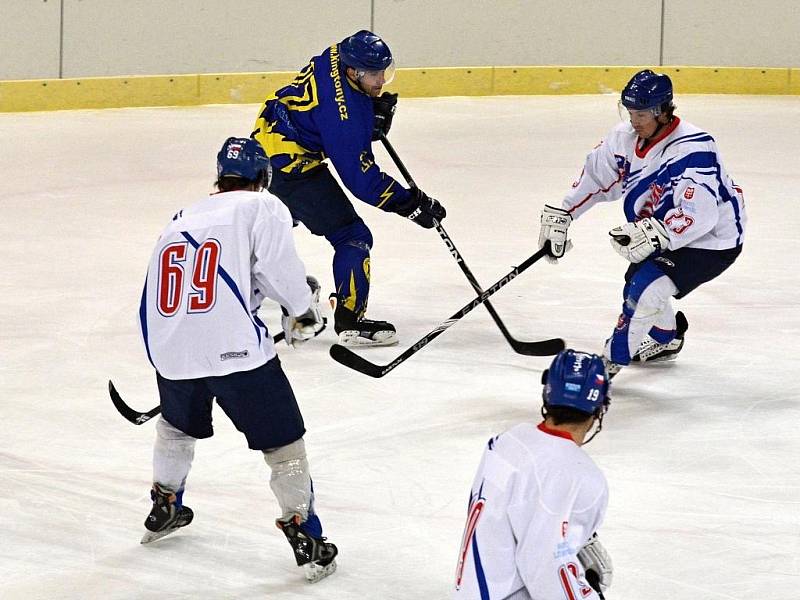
[1,95,799,599]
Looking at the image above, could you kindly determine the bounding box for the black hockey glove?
[390,188,446,229]
[371,92,398,141]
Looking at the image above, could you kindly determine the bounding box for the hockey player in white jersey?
[454,349,613,599]
[137,137,337,583]
[538,70,746,377]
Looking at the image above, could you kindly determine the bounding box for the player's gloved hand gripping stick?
[377,132,565,357]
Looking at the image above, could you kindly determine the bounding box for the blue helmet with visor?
[339,30,396,86]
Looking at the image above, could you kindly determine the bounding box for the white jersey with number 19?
[139,190,312,380]
[454,422,607,600]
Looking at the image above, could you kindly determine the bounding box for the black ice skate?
[277,515,338,583]
[141,482,194,544]
[331,295,398,347]
[632,311,689,363]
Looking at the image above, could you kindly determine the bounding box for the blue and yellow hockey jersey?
[252,44,410,210]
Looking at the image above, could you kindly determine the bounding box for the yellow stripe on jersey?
[252,62,324,174]
[376,181,396,209]
[252,119,323,174]
[279,62,319,112]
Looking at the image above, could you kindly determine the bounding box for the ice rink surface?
[2,94,799,599]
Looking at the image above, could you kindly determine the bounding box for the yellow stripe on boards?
[2,66,798,113]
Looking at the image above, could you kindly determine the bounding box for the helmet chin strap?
[581,411,604,445]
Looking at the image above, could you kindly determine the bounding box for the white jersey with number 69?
[454,422,607,600]
[139,190,312,380]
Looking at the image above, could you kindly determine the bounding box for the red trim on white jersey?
[537,422,577,444]
[567,172,623,215]
[635,117,681,159]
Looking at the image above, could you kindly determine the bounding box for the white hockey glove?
[538,204,573,263]
[609,217,669,263]
[578,534,613,595]
[281,276,325,347]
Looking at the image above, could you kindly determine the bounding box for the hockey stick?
[378,133,564,356]
[109,380,161,425]
[110,321,326,425]
[329,246,549,378]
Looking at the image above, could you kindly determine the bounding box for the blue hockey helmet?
[339,30,394,71]
[216,137,269,182]
[620,69,673,111]
[541,349,610,416]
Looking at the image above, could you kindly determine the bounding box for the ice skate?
[277,515,338,583]
[141,483,194,544]
[331,295,398,347]
[601,356,623,380]
[632,311,688,363]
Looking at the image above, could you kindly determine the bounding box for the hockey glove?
[371,92,398,141]
[578,534,613,594]
[281,276,326,347]
[538,204,573,263]
[390,188,446,229]
[609,217,669,263]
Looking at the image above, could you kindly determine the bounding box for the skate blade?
[141,527,181,544]
[338,330,398,347]
[304,559,337,583]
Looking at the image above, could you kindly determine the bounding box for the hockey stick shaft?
[110,328,294,425]
[379,131,417,188]
[329,246,549,377]
[433,221,564,356]
[378,133,564,356]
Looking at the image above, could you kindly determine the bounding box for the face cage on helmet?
[353,61,396,87]
[618,100,663,122]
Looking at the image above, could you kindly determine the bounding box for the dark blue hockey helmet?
[620,69,673,111]
[339,30,394,71]
[541,349,610,416]
[216,137,269,182]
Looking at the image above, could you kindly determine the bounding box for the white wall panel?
[374,0,661,67]
[663,0,800,67]
[3,1,800,82]
[61,0,370,77]
[0,0,61,79]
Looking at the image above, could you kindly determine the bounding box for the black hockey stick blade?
[109,380,161,425]
[329,247,550,377]
[507,336,566,356]
[329,344,393,379]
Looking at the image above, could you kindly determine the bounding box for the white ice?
[2,94,799,600]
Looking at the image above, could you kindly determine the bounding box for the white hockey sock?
[649,299,676,333]
[153,417,197,492]
[263,438,312,522]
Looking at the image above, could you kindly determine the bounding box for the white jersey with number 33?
[139,190,312,380]
[454,422,607,600]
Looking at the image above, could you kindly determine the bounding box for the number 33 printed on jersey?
[158,239,221,316]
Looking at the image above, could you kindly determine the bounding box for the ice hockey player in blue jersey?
[538,69,747,377]
[252,30,446,347]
